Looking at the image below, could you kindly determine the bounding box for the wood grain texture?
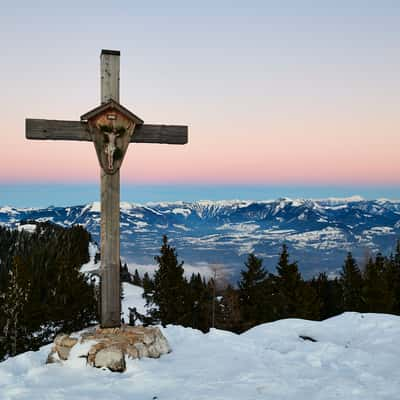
[100,169,121,328]
[25,119,91,141]
[101,51,120,104]
[26,119,188,144]
[133,124,188,144]
[100,50,121,328]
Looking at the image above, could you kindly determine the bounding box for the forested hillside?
[0,222,98,360]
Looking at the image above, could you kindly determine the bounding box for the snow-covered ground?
[121,282,147,320]
[1,285,400,399]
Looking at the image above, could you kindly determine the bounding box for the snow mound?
[1,312,400,399]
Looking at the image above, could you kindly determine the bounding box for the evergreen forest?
[0,222,98,360]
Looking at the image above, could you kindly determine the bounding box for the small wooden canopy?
[80,99,144,125]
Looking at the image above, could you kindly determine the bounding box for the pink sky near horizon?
[1,2,400,186]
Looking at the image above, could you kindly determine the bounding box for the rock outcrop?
[47,325,171,372]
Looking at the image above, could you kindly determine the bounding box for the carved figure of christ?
[25,50,188,328]
[103,122,129,170]
[105,128,118,169]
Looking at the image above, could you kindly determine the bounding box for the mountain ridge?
[1,197,400,278]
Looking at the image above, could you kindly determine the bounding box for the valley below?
[1,196,400,279]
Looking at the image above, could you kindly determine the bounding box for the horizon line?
[3,195,400,211]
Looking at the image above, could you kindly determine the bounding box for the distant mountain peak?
[1,197,399,278]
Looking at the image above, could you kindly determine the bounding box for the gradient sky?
[1,1,400,203]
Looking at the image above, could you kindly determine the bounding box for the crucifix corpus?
[26,49,188,328]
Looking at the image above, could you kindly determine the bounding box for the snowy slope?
[1,309,400,399]
[121,282,147,321]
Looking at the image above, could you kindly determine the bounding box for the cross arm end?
[132,124,188,145]
[25,119,91,141]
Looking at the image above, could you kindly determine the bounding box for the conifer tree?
[299,280,320,320]
[48,249,97,333]
[363,254,394,313]
[274,244,303,318]
[388,241,400,314]
[141,271,154,312]
[215,285,242,333]
[142,272,153,293]
[274,244,319,319]
[146,236,188,326]
[340,252,363,311]
[188,273,212,332]
[238,254,267,326]
[132,268,142,286]
[1,257,30,357]
[0,222,98,360]
[395,240,400,268]
[311,273,343,319]
[120,262,132,283]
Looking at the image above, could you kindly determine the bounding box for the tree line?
[130,236,400,334]
[0,222,98,360]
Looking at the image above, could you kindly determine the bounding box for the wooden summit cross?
[25,49,188,328]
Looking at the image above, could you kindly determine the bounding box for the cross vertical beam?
[101,49,120,104]
[100,50,121,328]
[24,49,189,330]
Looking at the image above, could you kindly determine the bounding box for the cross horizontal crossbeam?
[25,119,188,145]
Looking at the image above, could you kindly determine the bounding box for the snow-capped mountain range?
[1,196,400,278]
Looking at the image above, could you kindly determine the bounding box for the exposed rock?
[134,342,149,358]
[46,350,61,364]
[94,345,126,372]
[52,334,78,360]
[46,325,171,372]
[299,335,317,342]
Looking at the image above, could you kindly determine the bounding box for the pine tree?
[209,264,228,328]
[142,271,154,311]
[188,273,212,332]
[274,244,319,320]
[238,254,267,327]
[215,285,242,333]
[0,222,98,360]
[132,269,142,286]
[120,262,132,283]
[275,244,302,318]
[395,240,400,268]
[363,254,394,313]
[0,257,30,357]
[48,249,97,333]
[311,273,343,319]
[340,252,363,311]
[146,236,188,326]
[299,280,320,320]
[389,241,400,314]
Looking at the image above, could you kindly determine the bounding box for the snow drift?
[1,309,400,400]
